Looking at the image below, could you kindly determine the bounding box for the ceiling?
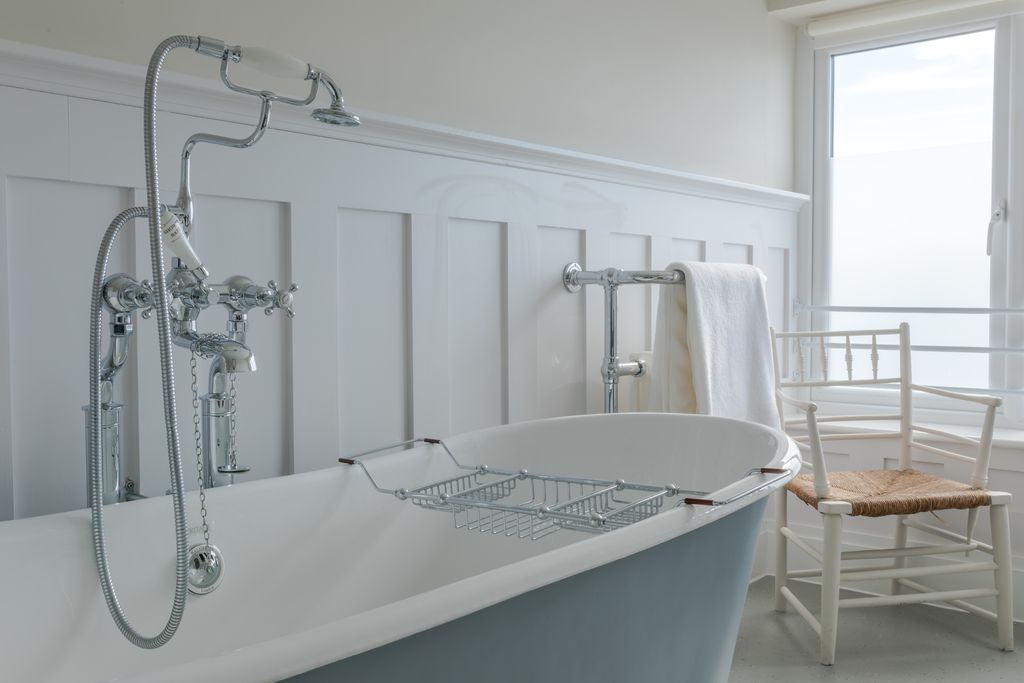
[767,0,915,23]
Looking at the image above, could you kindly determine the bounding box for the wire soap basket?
[339,438,788,541]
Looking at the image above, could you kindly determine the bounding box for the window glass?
[829,30,995,387]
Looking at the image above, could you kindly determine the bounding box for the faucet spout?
[208,349,255,394]
[203,339,255,488]
[172,318,257,373]
[214,340,257,374]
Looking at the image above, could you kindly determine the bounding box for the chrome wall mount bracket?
[561,262,584,293]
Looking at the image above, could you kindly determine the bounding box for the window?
[809,19,1023,425]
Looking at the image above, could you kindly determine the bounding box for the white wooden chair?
[770,323,1013,665]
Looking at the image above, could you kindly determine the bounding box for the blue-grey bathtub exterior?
[286,497,766,683]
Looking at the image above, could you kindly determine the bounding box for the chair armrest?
[911,384,1002,408]
[776,391,830,496]
[776,390,817,413]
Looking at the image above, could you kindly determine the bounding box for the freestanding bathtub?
[0,413,797,682]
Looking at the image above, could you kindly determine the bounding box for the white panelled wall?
[0,46,804,521]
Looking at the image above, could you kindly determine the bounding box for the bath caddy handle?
[682,467,791,507]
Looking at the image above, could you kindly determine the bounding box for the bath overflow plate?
[187,543,225,594]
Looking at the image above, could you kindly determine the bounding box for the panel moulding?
[0,39,809,214]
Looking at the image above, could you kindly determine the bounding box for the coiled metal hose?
[88,35,196,649]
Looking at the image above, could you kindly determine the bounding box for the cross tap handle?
[263,280,298,318]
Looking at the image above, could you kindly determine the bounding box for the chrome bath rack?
[339,438,788,541]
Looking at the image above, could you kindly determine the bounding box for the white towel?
[648,262,779,429]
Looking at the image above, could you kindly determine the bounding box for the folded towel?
[648,262,780,429]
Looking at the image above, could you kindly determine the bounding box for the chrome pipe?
[84,401,124,506]
[563,263,680,413]
[562,263,684,292]
[100,312,133,386]
[603,280,621,413]
[174,97,272,228]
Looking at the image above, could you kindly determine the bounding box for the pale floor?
[731,577,1023,682]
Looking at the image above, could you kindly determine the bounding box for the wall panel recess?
[535,226,587,418]
[671,238,706,264]
[337,208,411,455]
[765,246,790,333]
[447,218,508,434]
[5,178,134,518]
[721,242,754,265]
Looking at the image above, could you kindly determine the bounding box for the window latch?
[987,199,1006,256]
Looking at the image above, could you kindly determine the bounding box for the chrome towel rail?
[562,264,685,291]
[562,263,685,413]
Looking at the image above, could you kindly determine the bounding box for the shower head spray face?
[310,71,360,126]
[311,106,361,126]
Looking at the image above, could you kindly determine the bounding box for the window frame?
[806,15,1023,428]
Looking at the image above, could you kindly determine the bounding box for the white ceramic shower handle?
[239,46,310,79]
[160,210,206,276]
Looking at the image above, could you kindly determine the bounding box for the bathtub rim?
[129,412,799,683]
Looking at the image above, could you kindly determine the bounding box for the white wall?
[0,0,797,190]
[0,42,804,520]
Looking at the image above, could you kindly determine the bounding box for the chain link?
[228,372,238,470]
[190,347,211,548]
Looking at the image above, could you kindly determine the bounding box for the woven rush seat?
[786,468,992,517]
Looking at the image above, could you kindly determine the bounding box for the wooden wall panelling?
[336,208,411,457]
[409,213,450,441]
[5,178,134,516]
[534,226,587,419]
[290,199,341,474]
[447,218,508,434]
[0,176,12,520]
[506,221,539,424]
[0,78,805,517]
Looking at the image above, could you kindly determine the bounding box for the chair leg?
[891,514,908,595]
[990,502,1015,652]
[774,488,788,612]
[820,511,843,665]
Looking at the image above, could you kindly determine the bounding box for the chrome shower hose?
[88,35,197,649]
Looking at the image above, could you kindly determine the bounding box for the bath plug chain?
[189,348,211,547]
[186,346,225,595]
[228,372,239,471]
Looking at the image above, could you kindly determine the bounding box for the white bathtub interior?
[0,413,792,682]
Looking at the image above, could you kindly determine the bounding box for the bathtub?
[0,413,797,682]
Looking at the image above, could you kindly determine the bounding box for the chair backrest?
[771,324,913,496]
[772,323,911,432]
[771,322,1000,495]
